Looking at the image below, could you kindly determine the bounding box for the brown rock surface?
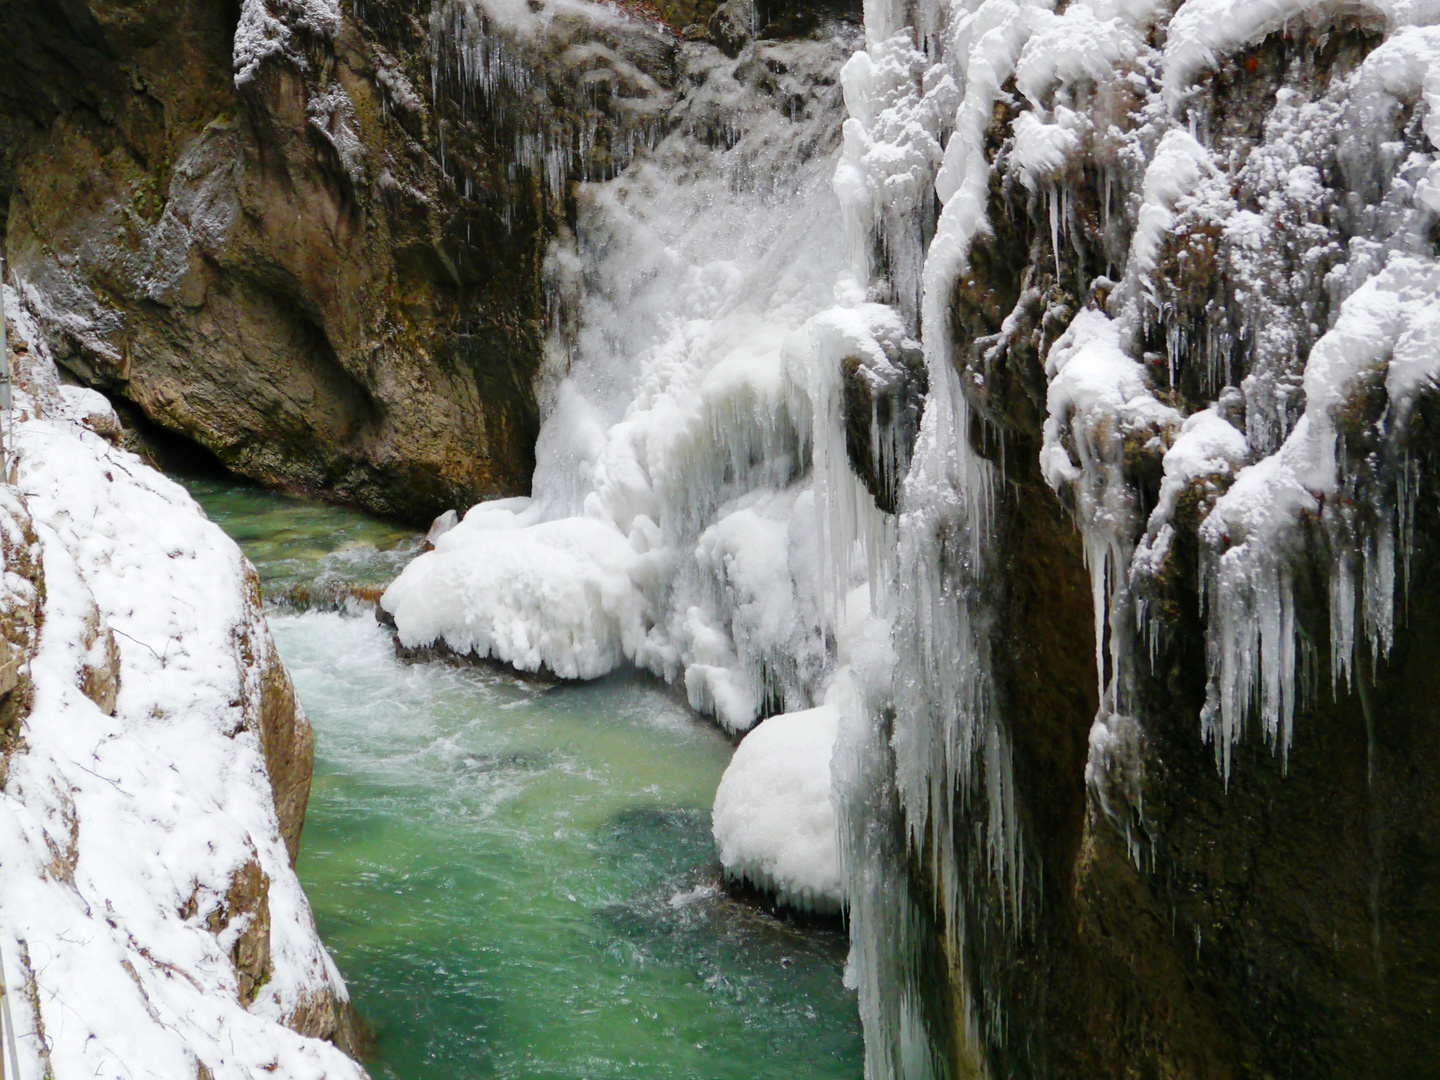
[286,986,370,1063]
[0,0,554,522]
[0,489,42,785]
[235,562,314,864]
[209,857,274,1005]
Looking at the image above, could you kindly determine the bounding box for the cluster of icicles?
[386,0,1440,1074]
[428,0,670,210]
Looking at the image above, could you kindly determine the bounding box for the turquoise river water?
[182,478,864,1080]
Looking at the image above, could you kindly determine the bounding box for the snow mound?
[382,505,648,681]
[711,705,843,914]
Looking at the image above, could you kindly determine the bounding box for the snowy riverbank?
[0,296,365,1079]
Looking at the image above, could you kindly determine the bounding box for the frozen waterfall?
[385,0,1440,1074]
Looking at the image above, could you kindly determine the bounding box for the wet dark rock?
[841,338,927,515]
[707,0,754,58]
[234,564,316,866]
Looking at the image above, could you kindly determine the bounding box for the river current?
[182,477,863,1079]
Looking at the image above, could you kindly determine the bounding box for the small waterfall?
[386,8,872,736]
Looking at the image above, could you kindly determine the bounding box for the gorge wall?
[835,0,1440,1076]
[0,0,556,521]
[4,0,1439,1077]
[373,0,1440,1075]
[0,300,366,1078]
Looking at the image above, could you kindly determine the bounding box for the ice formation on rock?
[834,0,1440,1069]
[385,15,869,735]
[390,0,1440,1070]
[235,0,343,86]
[0,296,362,1079]
[711,704,844,913]
[428,0,676,209]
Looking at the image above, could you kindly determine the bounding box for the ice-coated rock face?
[383,12,868,737]
[828,0,1440,1075]
[0,298,364,1077]
[392,0,1440,1073]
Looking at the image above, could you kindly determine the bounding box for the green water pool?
[182,478,864,1080]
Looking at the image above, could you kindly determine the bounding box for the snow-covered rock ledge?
[0,296,366,1079]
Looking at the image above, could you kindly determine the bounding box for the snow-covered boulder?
[0,297,365,1079]
[711,704,844,914]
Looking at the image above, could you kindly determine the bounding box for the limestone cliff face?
[0,0,554,522]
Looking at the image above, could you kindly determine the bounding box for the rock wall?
[0,0,864,524]
[0,0,556,522]
[838,2,1440,1075]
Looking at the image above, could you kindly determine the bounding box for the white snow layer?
[0,299,362,1080]
[234,0,342,85]
[711,705,844,914]
[1162,0,1440,109]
